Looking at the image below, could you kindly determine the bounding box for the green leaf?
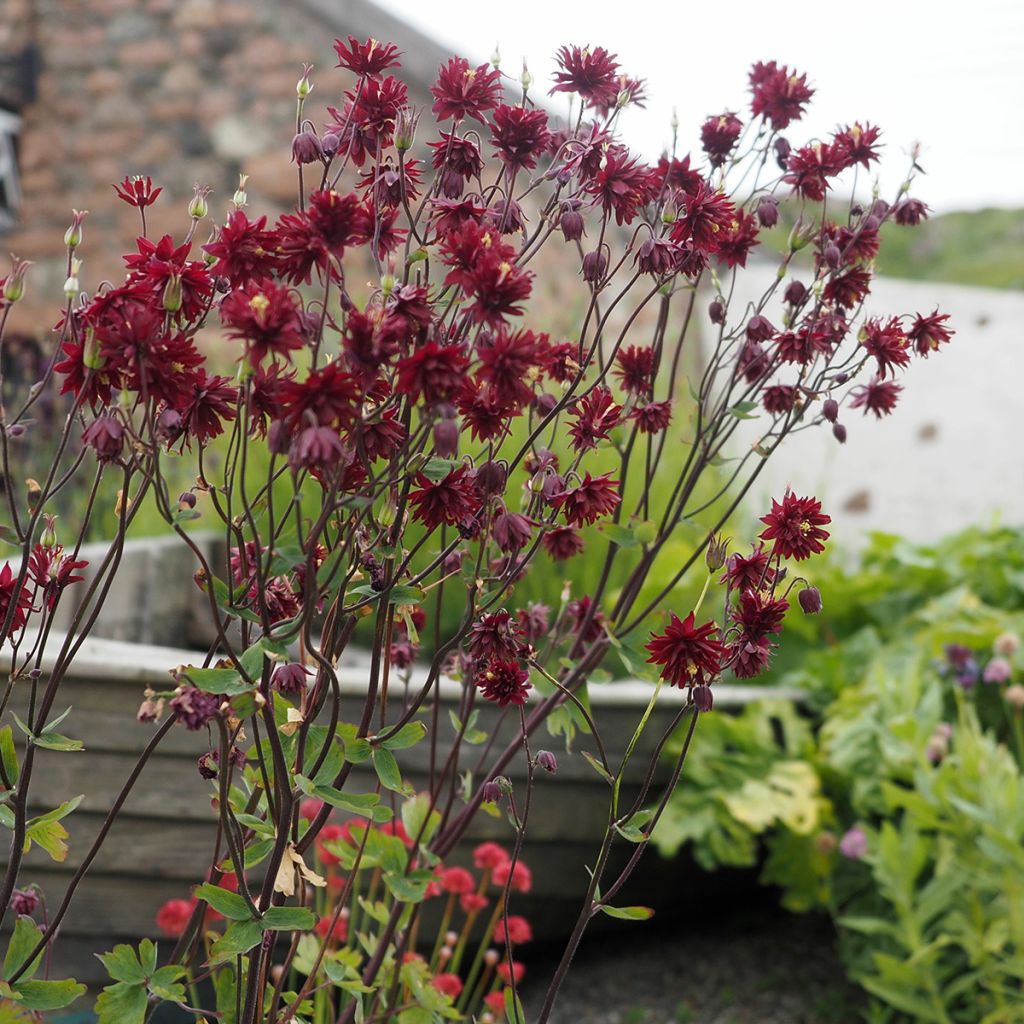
[379,721,426,751]
[383,872,431,904]
[3,916,43,981]
[95,981,148,1024]
[615,809,654,843]
[401,793,441,849]
[504,985,527,1024]
[581,750,613,785]
[33,733,84,752]
[448,709,487,745]
[8,979,86,1011]
[598,904,655,921]
[0,524,18,545]
[261,906,316,932]
[372,748,406,794]
[596,521,640,549]
[194,883,253,922]
[137,938,157,978]
[147,964,187,1002]
[293,775,391,822]
[180,666,250,696]
[418,457,459,482]
[96,943,145,984]
[0,725,18,786]
[209,920,264,965]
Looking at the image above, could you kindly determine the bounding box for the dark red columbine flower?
[123,234,213,322]
[273,663,310,693]
[358,158,422,209]
[203,210,279,288]
[492,506,534,553]
[670,183,736,254]
[850,376,902,418]
[907,311,954,356]
[762,385,798,414]
[468,610,525,662]
[823,266,872,309]
[220,279,306,367]
[774,326,832,366]
[464,253,533,327]
[700,112,742,167]
[550,472,620,527]
[720,544,775,591]
[275,208,327,286]
[476,657,531,707]
[568,386,621,452]
[489,104,552,171]
[716,211,760,269]
[749,61,814,130]
[457,379,518,441]
[759,491,831,561]
[279,361,361,430]
[614,345,656,394]
[170,685,221,730]
[409,465,481,531]
[541,525,584,561]
[430,132,485,198]
[113,174,162,208]
[550,45,620,109]
[637,238,683,276]
[729,635,774,679]
[892,198,929,225]
[860,317,910,378]
[585,145,656,226]
[732,588,789,638]
[326,75,409,165]
[0,563,31,638]
[396,341,469,405]
[290,425,347,470]
[567,595,607,642]
[516,603,550,640]
[784,143,843,201]
[82,414,124,461]
[431,57,503,123]
[176,371,238,446]
[646,611,725,687]
[632,400,672,434]
[831,122,882,169]
[476,327,545,405]
[333,35,401,76]
[307,189,371,255]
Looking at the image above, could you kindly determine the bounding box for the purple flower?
[839,826,868,860]
[983,656,1012,685]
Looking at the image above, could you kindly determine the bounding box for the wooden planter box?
[2,536,804,983]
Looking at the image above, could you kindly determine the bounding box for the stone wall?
[0,0,447,328]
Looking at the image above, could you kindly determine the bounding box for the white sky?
[385,0,1024,213]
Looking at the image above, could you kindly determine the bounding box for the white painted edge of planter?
[12,631,807,710]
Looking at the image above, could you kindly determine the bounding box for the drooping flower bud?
[581,249,607,285]
[321,132,340,158]
[291,130,324,165]
[536,750,557,774]
[82,415,124,462]
[822,398,839,422]
[10,889,39,916]
[783,279,807,305]
[708,300,725,325]
[756,195,779,228]
[798,586,822,614]
[558,200,585,242]
[178,491,197,510]
[63,209,87,249]
[481,778,503,803]
[832,422,847,444]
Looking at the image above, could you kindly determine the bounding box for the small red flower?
[907,311,954,356]
[646,612,725,687]
[551,473,620,527]
[0,563,32,638]
[431,57,503,123]
[203,210,279,288]
[716,211,760,269]
[671,183,736,254]
[220,279,306,367]
[497,960,526,984]
[333,36,401,76]
[493,858,532,893]
[631,400,673,434]
[495,915,533,945]
[860,317,910,378]
[720,544,775,591]
[315,913,349,944]
[759,492,831,561]
[440,867,476,894]
[551,45,620,109]
[701,112,742,167]
[490,104,552,171]
[731,589,789,638]
[541,526,584,561]
[850,376,902,418]
[113,175,162,208]
[431,973,463,999]
[474,842,509,870]
[762,385,798,414]
[155,898,193,938]
[476,658,531,707]
[614,345,656,394]
[585,145,656,226]
[409,466,481,531]
[892,198,929,225]
[568,386,621,452]
[396,342,469,405]
[749,61,814,130]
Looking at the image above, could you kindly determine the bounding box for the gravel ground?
[521,902,863,1024]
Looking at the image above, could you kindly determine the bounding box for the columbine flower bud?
[559,200,585,242]
[188,184,211,220]
[823,244,842,268]
[481,779,503,803]
[756,195,779,228]
[178,491,197,510]
[519,60,532,92]
[395,106,420,152]
[64,209,87,249]
[822,398,839,423]
[63,257,82,300]
[296,62,314,99]
[320,132,340,159]
[536,750,557,774]
[162,271,183,312]
[708,300,726,325]
[783,280,807,306]
[832,422,847,444]
[232,174,249,209]
[705,533,729,572]
[291,129,323,165]
[798,586,822,615]
[433,417,458,458]
[773,137,791,170]
[582,249,607,285]
[10,890,39,916]
[137,695,163,723]
[3,257,31,303]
